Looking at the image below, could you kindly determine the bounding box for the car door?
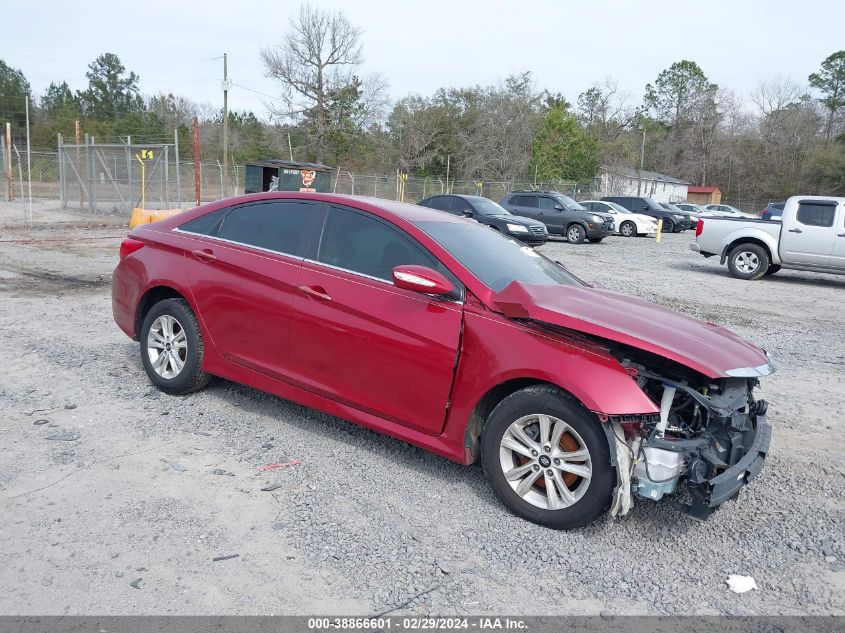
[182,199,321,378]
[510,195,542,222]
[830,202,845,269]
[780,199,838,266]
[286,204,464,435]
[537,196,566,231]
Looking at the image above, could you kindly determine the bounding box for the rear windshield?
[415,221,582,291]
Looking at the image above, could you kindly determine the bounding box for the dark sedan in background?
[417,194,548,245]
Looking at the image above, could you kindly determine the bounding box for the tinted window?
[179,208,227,236]
[317,207,443,282]
[538,197,559,210]
[424,196,452,212]
[468,197,510,216]
[796,202,836,227]
[216,201,314,256]
[581,202,595,211]
[514,195,538,208]
[417,221,581,292]
[451,197,474,214]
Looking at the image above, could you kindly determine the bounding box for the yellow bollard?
[656,218,663,243]
[129,208,185,229]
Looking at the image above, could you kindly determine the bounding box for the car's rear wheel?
[620,221,636,237]
[140,298,210,395]
[662,218,674,233]
[481,385,614,530]
[566,224,586,244]
[728,243,770,280]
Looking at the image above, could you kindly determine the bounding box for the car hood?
[625,213,657,224]
[492,282,771,378]
[490,214,544,227]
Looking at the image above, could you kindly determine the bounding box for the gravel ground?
[0,204,843,616]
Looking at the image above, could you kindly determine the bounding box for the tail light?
[119,237,145,260]
[695,219,704,238]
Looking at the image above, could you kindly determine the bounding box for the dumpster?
[244,160,334,194]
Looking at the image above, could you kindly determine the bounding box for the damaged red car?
[112,192,774,529]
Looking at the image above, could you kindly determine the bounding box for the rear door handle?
[838,233,845,237]
[191,248,217,262]
[298,285,332,301]
[788,228,802,233]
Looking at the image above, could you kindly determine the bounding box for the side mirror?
[461,209,473,217]
[392,265,454,296]
[554,204,564,211]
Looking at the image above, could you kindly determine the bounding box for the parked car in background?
[417,194,548,245]
[113,191,774,529]
[676,203,708,216]
[499,191,614,244]
[661,202,698,230]
[703,204,753,218]
[601,196,692,232]
[580,200,657,237]
[761,201,786,221]
[691,195,845,279]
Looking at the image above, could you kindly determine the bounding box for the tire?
[620,221,637,237]
[481,385,615,530]
[727,243,770,280]
[588,237,604,243]
[765,264,781,276]
[662,218,674,233]
[140,298,211,395]
[566,224,586,244]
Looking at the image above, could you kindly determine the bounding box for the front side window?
[552,194,586,211]
[796,202,836,227]
[317,207,446,283]
[215,201,315,256]
[470,197,510,216]
[425,197,452,212]
[538,197,559,210]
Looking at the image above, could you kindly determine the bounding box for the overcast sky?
[2,0,842,118]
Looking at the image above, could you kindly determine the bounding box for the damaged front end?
[607,354,772,520]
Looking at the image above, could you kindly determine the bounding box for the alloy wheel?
[146,315,188,379]
[498,413,592,510]
[735,251,760,274]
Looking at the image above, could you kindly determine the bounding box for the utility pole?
[637,123,646,196]
[222,53,229,181]
[6,122,13,201]
[192,116,201,206]
[25,93,32,223]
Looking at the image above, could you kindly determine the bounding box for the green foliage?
[809,50,845,137]
[0,59,32,130]
[644,60,718,124]
[531,103,600,181]
[78,53,144,120]
[806,134,845,194]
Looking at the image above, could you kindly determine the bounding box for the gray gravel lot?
[0,206,843,616]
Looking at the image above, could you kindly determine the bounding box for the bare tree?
[261,3,364,162]
[751,76,803,117]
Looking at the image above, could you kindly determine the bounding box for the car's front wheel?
[140,298,211,395]
[662,218,674,233]
[566,224,586,244]
[481,385,614,530]
[620,221,636,237]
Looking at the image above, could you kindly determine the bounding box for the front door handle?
[298,285,332,301]
[838,233,845,237]
[191,248,217,262]
[788,228,803,233]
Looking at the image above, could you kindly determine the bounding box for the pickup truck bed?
[691,196,845,280]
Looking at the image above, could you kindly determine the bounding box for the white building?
[598,166,689,203]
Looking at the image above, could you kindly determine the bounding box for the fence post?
[5,124,12,201]
[164,145,169,207]
[84,133,93,212]
[58,134,66,208]
[192,117,200,205]
[216,160,224,199]
[174,129,182,208]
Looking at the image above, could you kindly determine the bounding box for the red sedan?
[112,192,774,529]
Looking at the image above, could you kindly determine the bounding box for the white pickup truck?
[690,195,845,280]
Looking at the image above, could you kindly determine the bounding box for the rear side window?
[179,208,227,236]
[424,196,452,212]
[514,195,538,207]
[796,202,836,227]
[317,207,444,283]
[216,200,315,256]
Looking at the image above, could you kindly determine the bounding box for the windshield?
[552,194,586,212]
[470,197,511,216]
[605,201,631,214]
[416,221,582,291]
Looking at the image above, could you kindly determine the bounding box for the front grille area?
[529,226,546,235]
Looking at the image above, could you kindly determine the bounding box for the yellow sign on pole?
[140,149,154,160]
[135,154,147,209]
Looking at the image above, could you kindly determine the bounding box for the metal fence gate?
[58,137,179,214]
